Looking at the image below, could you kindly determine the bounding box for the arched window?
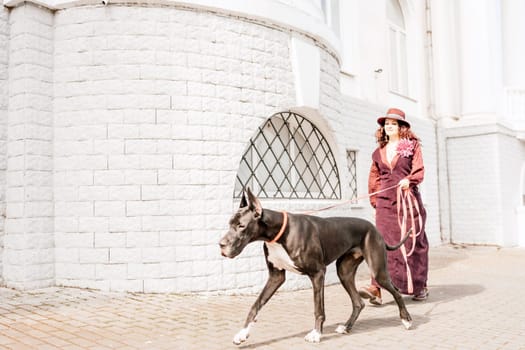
[234,112,341,199]
[387,0,409,96]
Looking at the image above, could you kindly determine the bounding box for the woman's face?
[384,118,400,138]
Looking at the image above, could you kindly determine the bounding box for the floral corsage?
[396,139,415,157]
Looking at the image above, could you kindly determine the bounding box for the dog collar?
[269,211,288,243]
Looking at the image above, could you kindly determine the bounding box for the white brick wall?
[0,8,8,284]
[51,5,296,293]
[447,127,525,245]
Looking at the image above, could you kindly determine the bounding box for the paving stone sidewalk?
[1,244,524,350]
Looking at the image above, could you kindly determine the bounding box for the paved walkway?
[0,245,524,350]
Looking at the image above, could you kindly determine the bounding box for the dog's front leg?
[233,267,285,345]
[304,269,326,343]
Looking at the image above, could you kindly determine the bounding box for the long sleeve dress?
[368,139,429,295]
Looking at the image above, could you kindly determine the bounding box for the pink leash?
[299,184,400,215]
[396,186,422,294]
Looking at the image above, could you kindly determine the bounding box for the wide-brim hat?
[377,108,410,128]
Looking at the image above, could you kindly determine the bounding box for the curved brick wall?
[49,5,342,293]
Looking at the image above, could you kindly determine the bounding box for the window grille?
[346,150,358,200]
[234,112,341,199]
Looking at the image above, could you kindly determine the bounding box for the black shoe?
[412,288,428,301]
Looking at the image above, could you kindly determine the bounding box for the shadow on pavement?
[419,283,485,303]
[239,283,484,348]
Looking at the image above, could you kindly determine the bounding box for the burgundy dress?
[368,140,429,295]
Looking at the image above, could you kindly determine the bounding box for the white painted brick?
[6,202,24,218]
[78,186,109,201]
[139,125,172,139]
[141,216,176,231]
[109,248,141,263]
[163,261,190,278]
[124,170,157,185]
[159,231,193,246]
[95,232,126,248]
[123,109,156,124]
[95,264,126,279]
[78,217,109,233]
[107,125,140,139]
[108,186,141,201]
[142,247,176,263]
[55,155,107,170]
[157,200,191,216]
[110,280,143,293]
[55,247,79,263]
[54,232,94,248]
[126,201,159,217]
[143,278,178,293]
[54,171,93,186]
[79,248,108,263]
[55,263,95,279]
[94,170,125,185]
[54,217,79,232]
[95,201,125,217]
[93,140,125,155]
[141,185,174,200]
[177,276,207,293]
[126,231,159,248]
[108,217,141,232]
[124,140,157,154]
[108,155,141,169]
[54,125,108,142]
[128,263,161,279]
[55,140,93,156]
[140,155,172,169]
[55,201,93,217]
[54,186,79,201]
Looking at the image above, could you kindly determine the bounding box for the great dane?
[219,188,412,344]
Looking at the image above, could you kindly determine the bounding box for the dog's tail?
[385,228,413,251]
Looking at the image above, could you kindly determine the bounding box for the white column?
[429,0,460,119]
[457,0,503,120]
[502,0,525,88]
[4,3,55,289]
[501,0,525,129]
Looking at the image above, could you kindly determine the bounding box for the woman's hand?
[398,178,410,190]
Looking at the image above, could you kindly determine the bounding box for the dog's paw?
[401,318,412,330]
[335,325,349,334]
[233,328,250,345]
[304,329,321,343]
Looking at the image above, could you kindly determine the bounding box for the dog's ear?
[239,189,248,208]
[246,187,263,217]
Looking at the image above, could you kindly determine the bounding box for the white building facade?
[0,0,523,293]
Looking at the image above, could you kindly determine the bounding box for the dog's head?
[219,188,264,258]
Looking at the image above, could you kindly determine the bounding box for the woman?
[359,108,429,304]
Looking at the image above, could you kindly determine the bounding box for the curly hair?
[375,124,420,148]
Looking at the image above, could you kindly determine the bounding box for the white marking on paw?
[335,325,348,334]
[304,329,321,343]
[402,319,412,330]
[233,322,253,345]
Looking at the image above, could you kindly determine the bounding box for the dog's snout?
[219,237,230,257]
[219,237,228,248]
